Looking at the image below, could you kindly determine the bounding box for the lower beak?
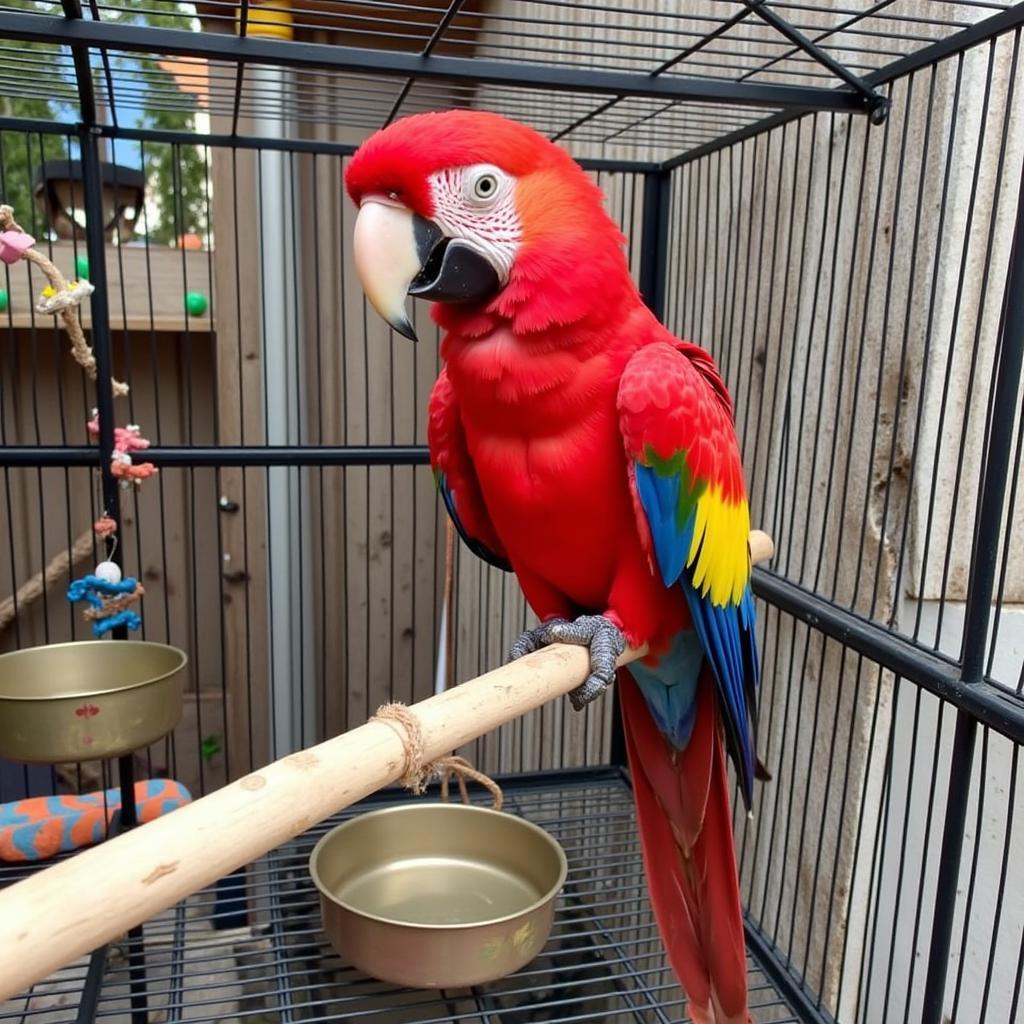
[352,199,500,342]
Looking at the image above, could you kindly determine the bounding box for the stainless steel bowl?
[310,802,567,989]
[0,640,187,764]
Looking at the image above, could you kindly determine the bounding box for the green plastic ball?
[0,289,7,314]
[74,254,89,280]
[185,291,208,317]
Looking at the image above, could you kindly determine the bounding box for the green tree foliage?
[104,0,210,244]
[139,99,211,246]
[0,0,208,246]
[0,1,77,230]
[0,119,71,236]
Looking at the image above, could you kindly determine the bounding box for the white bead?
[94,561,122,584]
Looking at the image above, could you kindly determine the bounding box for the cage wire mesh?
[1,779,812,1023]
[0,2,1023,1023]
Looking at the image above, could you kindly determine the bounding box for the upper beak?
[352,198,500,342]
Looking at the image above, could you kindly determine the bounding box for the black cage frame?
[1,3,1023,1024]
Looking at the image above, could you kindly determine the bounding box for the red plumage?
[620,671,749,1024]
[429,317,752,1022]
[345,110,581,219]
[349,111,755,1023]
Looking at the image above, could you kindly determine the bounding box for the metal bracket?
[740,0,890,123]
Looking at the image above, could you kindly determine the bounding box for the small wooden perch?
[0,530,773,1001]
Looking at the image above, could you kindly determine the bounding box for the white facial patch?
[427,164,521,286]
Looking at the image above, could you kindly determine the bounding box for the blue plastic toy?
[67,574,143,637]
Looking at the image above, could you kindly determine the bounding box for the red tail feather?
[620,670,750,1024]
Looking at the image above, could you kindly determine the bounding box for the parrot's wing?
[428,369,512,573]
[618,339,759,804]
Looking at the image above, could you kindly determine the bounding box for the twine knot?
[372,702,503,810]
[82,582,144,622]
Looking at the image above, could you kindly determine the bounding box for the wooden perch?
[0,530,774,1001]
[0,530,95,633]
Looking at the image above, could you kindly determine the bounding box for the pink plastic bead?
[0,230,35,265]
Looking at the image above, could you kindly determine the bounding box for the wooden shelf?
[1,241,215,335]
[4,314,213,334]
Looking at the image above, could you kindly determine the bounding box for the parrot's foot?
[508,614,626,712]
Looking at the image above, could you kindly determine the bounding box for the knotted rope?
[0,205,128,397]
[81,583,145,623]
[372,702,504,810]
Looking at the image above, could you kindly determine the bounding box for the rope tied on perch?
[372,702,504,810]
[0,205,128,398]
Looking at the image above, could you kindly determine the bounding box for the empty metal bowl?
[0,640,187,764]
[310,802,568,989]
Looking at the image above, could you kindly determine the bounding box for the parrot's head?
[345,109,631,341]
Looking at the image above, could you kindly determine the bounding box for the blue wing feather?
[633,463,760,806]
[634,464,693,587]
[438,473,512,573]
[680,578,756,800]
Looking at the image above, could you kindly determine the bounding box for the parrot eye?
[474,174,497,199]
[464,166,505,205]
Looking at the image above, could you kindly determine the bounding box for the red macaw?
[346,110,760,1024]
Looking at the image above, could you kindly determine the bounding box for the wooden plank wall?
[288,140,442,739]
[0,321,228,799]
[207,134,272,780]
[202,71,450,765]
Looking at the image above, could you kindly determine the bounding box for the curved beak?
[352,198,500,342]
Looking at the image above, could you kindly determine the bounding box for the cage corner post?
[77,121,149,1024]
[58,0,149,1014]
[920,146,1024,1024]
[61,0,140,827]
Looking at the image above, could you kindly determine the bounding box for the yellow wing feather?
[685,484,751,607]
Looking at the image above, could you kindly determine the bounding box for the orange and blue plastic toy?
[0,779,191,862]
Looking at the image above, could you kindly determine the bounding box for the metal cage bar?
[920,135,1024,1024]
[0,12,880,117]
[1,5,1024,1024]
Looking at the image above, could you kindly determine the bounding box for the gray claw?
[508,614,626,712]
[567,674,611,712]
[508,618,570,662]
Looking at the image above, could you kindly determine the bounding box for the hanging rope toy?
[67,564,144,638]
[1,205,153,638]
[87,413,158,488]
[36,279,95,315]
[0,205,128,398]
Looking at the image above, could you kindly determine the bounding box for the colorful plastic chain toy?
[67,564,144,637]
